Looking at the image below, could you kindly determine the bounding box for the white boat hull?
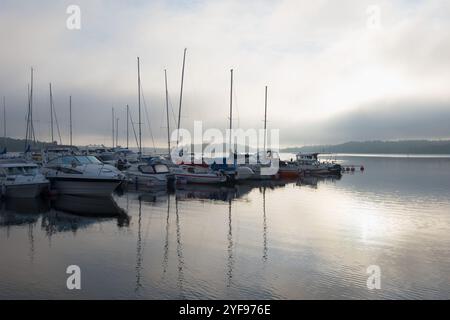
[175,173,227,184]
[247,165,274,180]
[126,172,168,187]
[49,178,122,196]
[299,165,341,175]
[235,166,255,181]
[2,182,49,198]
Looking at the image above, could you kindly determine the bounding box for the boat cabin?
[138,163,170,174]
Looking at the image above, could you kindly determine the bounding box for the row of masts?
[3,48,269,155]
[112,51,187,156]
[19,67,73,151]
[115,48,270,158]
[228,69,269,154]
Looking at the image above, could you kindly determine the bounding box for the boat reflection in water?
[0,195,129,234]
[3,155,450,299]
[115,179,284,295]
[296,174,342,188]
[0,197,49,227]
[42,195,130,235]
[52,195,127,217]
[174,179,289,202]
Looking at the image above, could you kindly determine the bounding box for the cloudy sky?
[0,0,449,148]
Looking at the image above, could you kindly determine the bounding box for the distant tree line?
[3,137,450,154]
[1,137,56,152]
[282,140,450,155]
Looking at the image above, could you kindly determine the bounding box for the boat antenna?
[165,69,171,155]
[176,48,187,147]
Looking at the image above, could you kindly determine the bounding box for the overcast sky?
[0,0,449,148]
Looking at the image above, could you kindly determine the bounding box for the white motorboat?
[126,162,171,188]
[244,151,280,180]
[295,153,342,175]
[42,155,125,196]
[235,165,255,180]
[43,145,79,162]
[0,159,49,198]
[112,148,139,163]
[278,160,302,178]
[172,164,227,184]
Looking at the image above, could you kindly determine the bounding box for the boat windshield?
[98,154,115,161]
[5,166,38,175]
[138,165,155,174]
[154,164,169,173]
[75,156,102,164]
[6,167,26,175]
[23,167,39,175]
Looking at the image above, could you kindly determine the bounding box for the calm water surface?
[1,156,450,299]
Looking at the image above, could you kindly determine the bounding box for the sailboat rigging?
[176,48,187,147]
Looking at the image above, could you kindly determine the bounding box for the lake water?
[1,155,450,299]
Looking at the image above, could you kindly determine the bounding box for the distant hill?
[4,137,450,155]
[282,140,450,155]
[0,137,55,152]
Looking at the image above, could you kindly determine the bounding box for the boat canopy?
[296,153,319,160]
[0,159,38,168]
[138,163,169,174]
[47,155,103,166]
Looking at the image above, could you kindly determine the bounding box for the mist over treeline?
[283,140,450,154]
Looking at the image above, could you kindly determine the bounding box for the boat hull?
[175,173,227,184]
[2,182,49,198]
[235,166,255,181]
[48,178,122,197]
[126,173,168,188]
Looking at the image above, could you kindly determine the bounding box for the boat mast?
[112,107,115,148]
[116,117,119,147]
[25,85,30,151]
[164,69,171,155]
[263,85,268,152]
[229,69,233,156]
[2,97,5,148]
[126,105,129,149]
[137,57,142,156]
[49,83,54,143]
[176,48,187,147]
[69,95,72,147]
[30,68,35,144]
[25,68,36,151]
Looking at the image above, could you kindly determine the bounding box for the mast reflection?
[162,193,170,275]
[262,187,268,262]
[175,197,185,296]
[227,199,234,287]
[135,197,143,292]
